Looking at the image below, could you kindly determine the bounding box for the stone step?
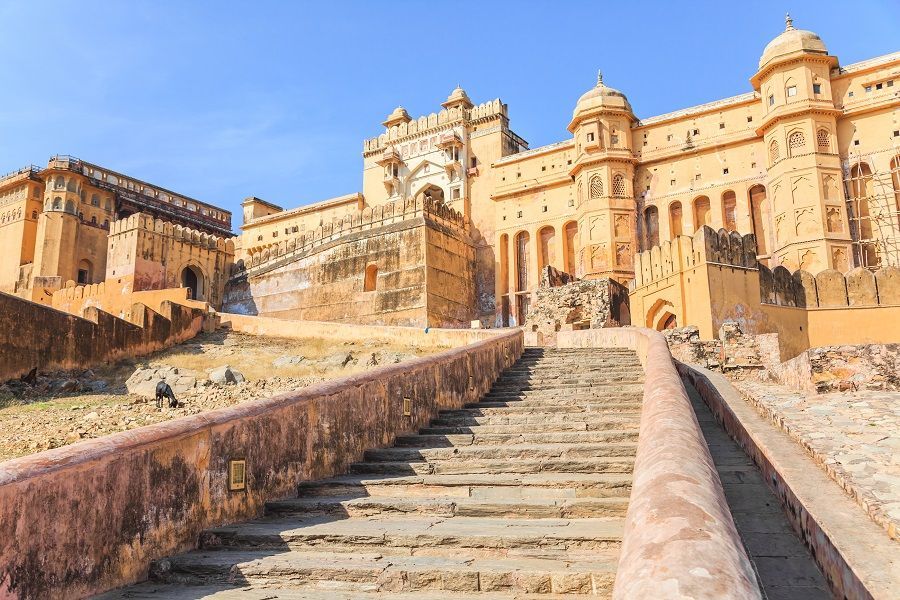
[363,443,638,463]
[467,397,642,409]
[490,376,644,388]
[485,384,645,397]
[441,403,642,417]
[349,457,635,476]
[296,473,633,500]
[429,413,640,427]
[200,516,625,553]
[266,495,630,519]
[150,549,618,595]
[395,429,638,447]
[421,418,639,435]
[99,583,610,600]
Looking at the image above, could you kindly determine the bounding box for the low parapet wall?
[557,327,760,600]
[0,292,205,382]
[0,328,523,599]
[219,312,503,348]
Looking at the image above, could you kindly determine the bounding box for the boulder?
[322,352,356,369]
[209,366,245,385]
[273,355,305,368]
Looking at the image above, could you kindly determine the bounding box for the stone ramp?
[99,347,643,598]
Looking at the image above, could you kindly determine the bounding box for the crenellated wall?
[223,198,476,328]
[0,291,206,382]
[630,225,900,359]
[107,213,235,308]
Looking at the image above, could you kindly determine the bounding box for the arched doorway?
[77,259,92,285]
[563,221,578,275]
[644,206,659,249]
[415,184,445,205]
[181,266,204,301]
[669,202,683,239]
[537,226,555,272]
[749,185,770,257]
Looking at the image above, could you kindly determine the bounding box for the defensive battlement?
[109,213,236,254]
[232,196,468,279]
[759,264,900,308]
[363,99,507,154]
[632,226,759,290]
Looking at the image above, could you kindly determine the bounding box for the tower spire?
[597,70,603,86]
[785,12,794,31]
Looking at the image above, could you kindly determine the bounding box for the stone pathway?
[735,381,900,541]
[685,382,830,600]
[99,347,644,598]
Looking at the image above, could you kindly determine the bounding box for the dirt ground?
[0,330,440,462]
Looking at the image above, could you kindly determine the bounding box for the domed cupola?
[382,106,412,128]
[442,86,474,110]
[758,14,828,70]
[573,72,632,120]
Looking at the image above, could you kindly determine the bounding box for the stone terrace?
[100,347,645,598]
[735,380,900,540]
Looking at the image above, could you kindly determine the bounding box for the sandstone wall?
[224,210,475,328]
[51,279,192,319]
[0,328,522,599]
[106,213,235,308]
[0,292,205,382]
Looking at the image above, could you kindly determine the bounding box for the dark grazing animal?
[20,368,38,386]
[155,380,178,409]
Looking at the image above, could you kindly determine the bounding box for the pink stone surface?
[559,328,760,600]
[0,329,523,600]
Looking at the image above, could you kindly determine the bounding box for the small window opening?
[364,264,378,292]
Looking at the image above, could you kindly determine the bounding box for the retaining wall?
[0,328,523,600]
[679,364,895,599]
[557,327,760,600]
[219,312,503,348]
[0,292,205,382]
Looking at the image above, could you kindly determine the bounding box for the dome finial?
[785,12,794,31]
[597,70,603,86]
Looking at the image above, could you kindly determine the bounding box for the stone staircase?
[104,347,644,599]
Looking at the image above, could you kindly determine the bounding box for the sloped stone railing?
[0,327,523,600]
[557,327,761,600]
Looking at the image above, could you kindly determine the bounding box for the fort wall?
[224,198,475,328]
[107,213,235,308]
[0,292,206,382]
[51,280,193,320]
[0,328,522,599]
[630,226,900,359]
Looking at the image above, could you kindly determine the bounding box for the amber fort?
[0,15,898,600]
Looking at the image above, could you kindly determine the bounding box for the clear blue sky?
[1,1,896,231]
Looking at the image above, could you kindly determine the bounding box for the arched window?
[64,200,75,214]
[91,194,100,207]
[644,206,659,249]
[31,210,37,219]
[589,175,603,199]
[515,231,530,292]
[749,184,770,256]
[364,264,378,292]
[816,129,830,152]
[669,201,683,239]
[788,131,805,155]
[537,226,555,272]
[612,174,626,197]
[693,196,711,230]
[52,197,62,210]
[91,215,97,225]
[54,176,64,189]
[563,221,578,275]
[722,191,737,231]
[769,140,780,164]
